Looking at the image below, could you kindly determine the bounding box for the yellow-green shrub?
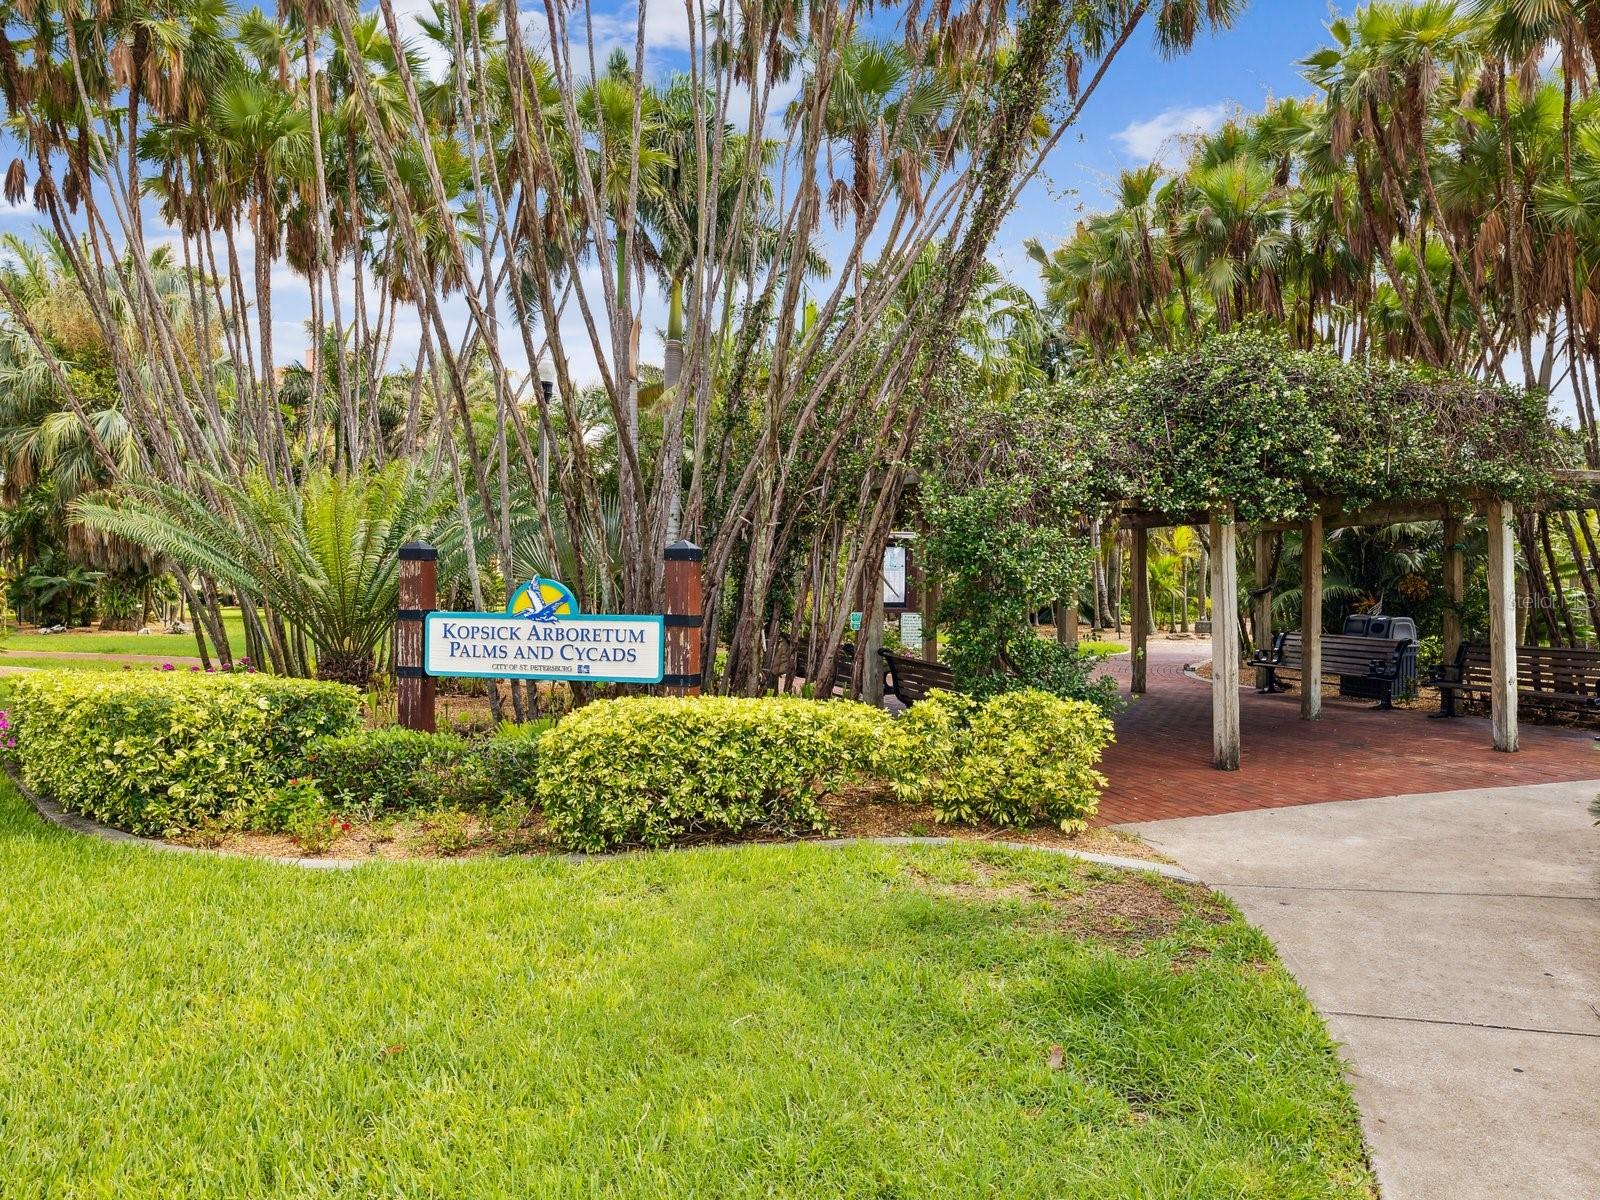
[898,689,1114,831]
[9,672,361,835]
[537,696,907,851]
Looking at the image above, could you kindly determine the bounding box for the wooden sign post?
[663,541,703,696]
[397,541,438,732]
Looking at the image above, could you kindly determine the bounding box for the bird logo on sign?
[506,577,580,622]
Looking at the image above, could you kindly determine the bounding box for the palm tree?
[210,48,312,463]
[73,465,444,685]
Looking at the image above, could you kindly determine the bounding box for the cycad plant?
[73,465,442,687]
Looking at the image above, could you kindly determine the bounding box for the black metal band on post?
[396,608,429,621]
[663,613,701,628]
[396,664,427,679]
[664,541,704,562]
[399,543,439,562]
[662,673,702,688]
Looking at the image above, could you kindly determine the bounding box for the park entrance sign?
[423,577,665,684]
[396,540,702,732]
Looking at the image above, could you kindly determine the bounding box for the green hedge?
[535,691,1115,852]
[8,675,1114,848]
[9,672,361,835]
[537,696,903,852]
[302,728,491,813]
[897,689,1115,832]
[301,723,545,815]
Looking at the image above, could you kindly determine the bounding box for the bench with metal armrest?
[1249,631,1412,708]
[1423,642,1600,718]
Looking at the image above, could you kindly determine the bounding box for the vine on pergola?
[1080,332,1577,523]
[912,331,1583,689]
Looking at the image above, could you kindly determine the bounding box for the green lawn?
[0,780,1372,1198]
[0,656,190,673]
[0,609,248,658]
[1080,639,1129,656]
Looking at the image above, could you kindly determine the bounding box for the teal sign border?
[423,611,666,684]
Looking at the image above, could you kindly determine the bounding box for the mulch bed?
[176,799,1169,864]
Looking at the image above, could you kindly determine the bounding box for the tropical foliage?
[1027,1,1600,645]
[74,466,442,684]
[0,0,1244,697]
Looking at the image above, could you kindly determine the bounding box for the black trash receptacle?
[1338,614,1417,702]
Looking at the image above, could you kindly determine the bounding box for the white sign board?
[883,545,908,608]
[898,612,924,654]
[425,612,664,683]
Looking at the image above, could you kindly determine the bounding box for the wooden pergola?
[1117,468,1600,770]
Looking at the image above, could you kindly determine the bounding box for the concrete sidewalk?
[1126,779,1600,1200]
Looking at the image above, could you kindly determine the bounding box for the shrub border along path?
[4,762,1199,882]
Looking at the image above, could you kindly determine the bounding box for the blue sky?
[994,0,1337,279]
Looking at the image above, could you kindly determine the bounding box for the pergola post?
[1485,499,1519,752]
[1442,511,1465,664]
[1209,508,1240,770]
[1130,525,1149,694]
[1300,514,1324,720]
[1252,528,1274,690]
[1054,597,1079,645]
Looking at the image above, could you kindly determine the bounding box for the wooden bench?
[789,638,882,697]
[1424,643,1600,718]
[880,650,956,705]
[1249,632,1412,708]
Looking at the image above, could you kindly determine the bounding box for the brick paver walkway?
[1093,638,1600,824]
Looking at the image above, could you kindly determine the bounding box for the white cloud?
[565,1,692,56]
[1111,103,1228,166]
[388,0,452,77]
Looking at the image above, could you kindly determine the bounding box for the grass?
[1080,639,1129,656]
[0,608,248,658]
[0,656,196,674]
[0,779,1373,1198]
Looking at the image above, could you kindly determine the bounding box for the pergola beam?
[1119,484,1597,534]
